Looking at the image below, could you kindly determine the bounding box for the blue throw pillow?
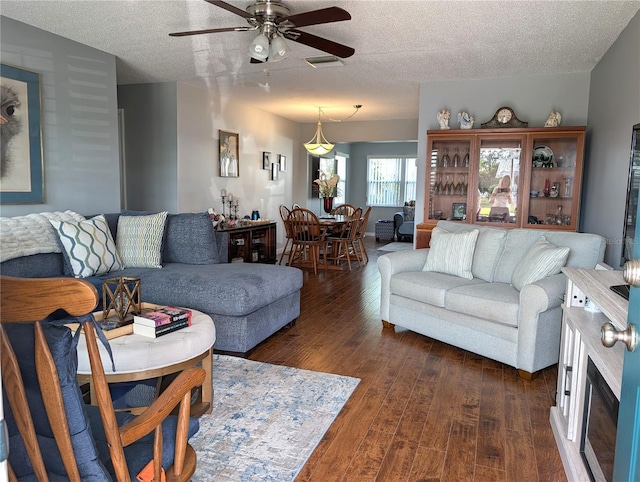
[163,212,219,264]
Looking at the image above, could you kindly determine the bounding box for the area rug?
[190,355,360,481]
[377,241,414,252]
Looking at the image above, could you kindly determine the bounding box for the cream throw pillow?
[116,212,168,268]
[511,236,570,290]
[423,227,479,280]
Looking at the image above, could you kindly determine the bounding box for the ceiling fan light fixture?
[270,35,289,61]
[304,108,334,155]
[249,32,269,61]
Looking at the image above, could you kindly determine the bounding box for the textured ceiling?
[1,0,638,123]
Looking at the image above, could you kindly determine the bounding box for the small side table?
[76,308,216,417]
[375,219,395,241]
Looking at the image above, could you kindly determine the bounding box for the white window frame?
[366,156,417,207]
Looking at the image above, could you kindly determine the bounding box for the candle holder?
[102,276,141,324]
[221,194,228,217]
[232,203,239,220]
[227,199,235,219]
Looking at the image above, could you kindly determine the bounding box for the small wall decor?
[262,151,271,170]
[452,202,467,220]
[544,110,562,127]
[279,154,286,171]
[219,130,239,177]
[271,162,279,181]
[437,109,450,130]
[0,64,44,204]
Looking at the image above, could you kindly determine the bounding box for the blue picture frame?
[0,64,44,204]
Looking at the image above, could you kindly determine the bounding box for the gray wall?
[118,83,178,213]
[583,10,640,267]
[0,16,120,217]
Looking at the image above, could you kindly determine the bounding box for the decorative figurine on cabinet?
[458,112,474,129]
[437,109,451,129]
[544,110,562,127]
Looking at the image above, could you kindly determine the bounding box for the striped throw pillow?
[116,212,168,268]
[423,228,479,280]
[511,237,570,290]
[50,214,123,278]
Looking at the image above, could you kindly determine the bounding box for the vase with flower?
[314,171,340,214]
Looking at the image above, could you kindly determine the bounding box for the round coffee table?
[76,308,216,416]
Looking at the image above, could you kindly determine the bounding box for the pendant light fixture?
[304,107,334,156]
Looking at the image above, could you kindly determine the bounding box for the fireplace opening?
[580,357,619,482]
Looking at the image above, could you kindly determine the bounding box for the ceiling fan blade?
[169,26,254,37]
[277,7,351,28]
[283,29,354,58]
[250,57,267,64]
[205,0,254,19]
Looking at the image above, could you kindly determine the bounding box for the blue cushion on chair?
[3,323,111,480]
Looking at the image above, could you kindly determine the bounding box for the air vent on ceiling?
[304,55,344,69]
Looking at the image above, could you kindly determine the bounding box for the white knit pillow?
[511,236,570,290]
[423,228,479,280]
[50,214,123,278]
[116,212,168,268]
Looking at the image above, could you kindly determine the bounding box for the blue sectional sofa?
[0,210,303,354]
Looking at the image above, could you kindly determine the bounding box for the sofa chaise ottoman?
[0,210,303,355]
[378,220,606,378]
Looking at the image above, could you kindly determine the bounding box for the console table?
[218,221,277,263]
[551,267,628,481]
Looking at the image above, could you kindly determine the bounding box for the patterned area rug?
[190,355,360,481]
[377,242,414,252]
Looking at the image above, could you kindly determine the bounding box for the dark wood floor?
[249,238,567,482]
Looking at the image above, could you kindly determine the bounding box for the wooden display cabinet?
[417,126,585,248]
[220,222,277,264]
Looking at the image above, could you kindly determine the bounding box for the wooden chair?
[287,208,328,275]
[278,204,293,265]
[1,275,205,482]
[326,208,362,270]
[330,203,357,217]
[353,206,372,264]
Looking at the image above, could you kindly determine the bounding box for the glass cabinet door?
[475,136,525,225]
[521,131,584,230]
[428,137,472,222]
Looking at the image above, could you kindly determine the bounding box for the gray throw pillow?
[163,212,219,265]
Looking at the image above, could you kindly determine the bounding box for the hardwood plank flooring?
[249,238,567,481]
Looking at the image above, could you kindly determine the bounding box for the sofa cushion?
[163,212,219,265]
[511,236,570,290]
[434,221,507,281]
[117,212,168,269]
[391,270,484,307]
[50,214,124,278]
[445,282,521,327]
[423,228,478,280]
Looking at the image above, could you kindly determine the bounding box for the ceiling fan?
[169,0,355,63]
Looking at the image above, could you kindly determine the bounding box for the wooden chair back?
[1,276,205,482]
[278,204,293,265]
[287,208,327,274]
[330,204,357,217]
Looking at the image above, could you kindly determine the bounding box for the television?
[622,123,640,266]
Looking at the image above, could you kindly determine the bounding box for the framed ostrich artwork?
[0,64,43,204]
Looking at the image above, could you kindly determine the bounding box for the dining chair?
[352,206,372,265]
[1,275,205,481]
[287,208,327,275]
[330,203,357,217]
[326,207,362,270]
[278,204,293,265]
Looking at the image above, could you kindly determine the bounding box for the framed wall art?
[279,154,286,172]
[271,163,279,181]
[219,130,239,177]
[0,64,44,204]
[262,151,271,170]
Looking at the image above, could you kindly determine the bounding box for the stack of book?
[133,306,192,338]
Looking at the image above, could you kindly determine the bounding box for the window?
[367,156,417,206]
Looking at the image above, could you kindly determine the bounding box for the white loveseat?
[378,221,606,378]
